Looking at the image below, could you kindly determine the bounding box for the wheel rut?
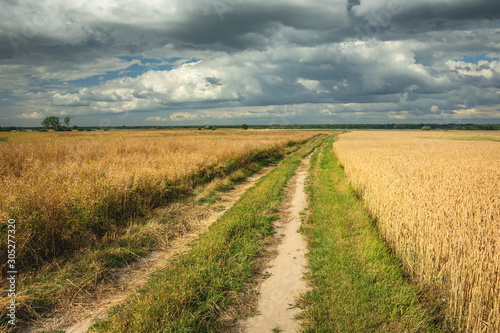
[237,153,312,333]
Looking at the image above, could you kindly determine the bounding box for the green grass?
[89,136,326,332]
[300,136,444,332]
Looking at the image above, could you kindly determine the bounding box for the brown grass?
[333,130,500,332]
[0,129,319,271]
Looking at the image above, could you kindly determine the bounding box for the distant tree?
[63,117,71,129]
[242,124,249,130]
[197,127,202,130]
[421,126,432,131]
[41,116,61,130]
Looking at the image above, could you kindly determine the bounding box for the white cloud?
[170,112,198,121]
[297,78,327,93]
[145,116,168,122]
[445,60,499,78]
[14,112,44,119]
[52,93,89,106]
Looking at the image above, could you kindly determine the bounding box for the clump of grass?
[194,161,268,204]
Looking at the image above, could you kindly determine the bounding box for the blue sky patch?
[62,56,198,88]
[461,53,499,64]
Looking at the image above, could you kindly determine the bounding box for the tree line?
[1,119,499,132]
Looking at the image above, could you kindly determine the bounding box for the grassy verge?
[300,136,444,332]
[90,136,326,332]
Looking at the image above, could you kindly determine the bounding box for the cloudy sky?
[1,0,499,127]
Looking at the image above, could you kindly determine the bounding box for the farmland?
[1,129,498,332]
[0,129,319,269]
[334,130,500,332]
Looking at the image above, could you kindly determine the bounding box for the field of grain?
[334,130,500,332]
[0,129,319,270]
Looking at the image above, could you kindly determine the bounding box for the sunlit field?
[334,130,500,332]
[0,129,320,269]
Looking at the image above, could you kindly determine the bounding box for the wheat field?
[0,129,319,269]
[334,130,500,332]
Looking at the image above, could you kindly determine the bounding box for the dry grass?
[0,129,319,271]
[0,154,280,330]
[333,130,500,332]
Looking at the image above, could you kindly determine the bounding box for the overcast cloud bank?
[0,0,499,126]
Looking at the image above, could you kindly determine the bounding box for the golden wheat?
[334,130,500,332]
[0,129,319,268]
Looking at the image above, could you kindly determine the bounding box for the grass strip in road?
[90,135,326,332]
[301,136,444,332]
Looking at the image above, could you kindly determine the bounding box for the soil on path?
[22,164,278,333]
[238,154,312,333]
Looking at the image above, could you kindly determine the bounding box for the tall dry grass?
[334,130,500,332]
[0,129,318,270]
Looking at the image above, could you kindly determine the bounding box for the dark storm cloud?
[0,0,496,59]
[166,2,347,48]
[350,0,500,40]
[395,0,500,22]
[0,0,347,59]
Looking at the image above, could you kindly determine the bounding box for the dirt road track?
[238,153,312,332]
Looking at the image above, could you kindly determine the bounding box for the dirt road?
[238,154,311,332]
